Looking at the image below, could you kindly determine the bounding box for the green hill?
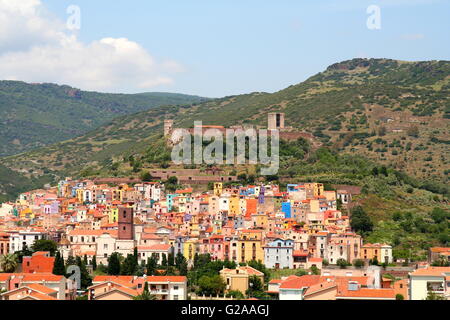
[1,58,449,200]
[0,80,209,156]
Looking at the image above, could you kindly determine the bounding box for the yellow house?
[313,183,324,197]
[251,214,268,229]
[309,199,320,213]
[214,182,223,196]
[183,239,199,261]
[76,189,84,203]
[239,199,247,216]
[108,207,118,223]
[220,266,265,294]
[177,195,188,213]
[304,183,324,197]
[20,207,34,219]
[237,230,264,263]
[361,243,393,264]
[112,187,125,201]
[229,195,240,215]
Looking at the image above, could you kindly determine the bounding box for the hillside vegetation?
[0,80,208,156]
[1,59,449,203]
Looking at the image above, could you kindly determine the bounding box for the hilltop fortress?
[163,113,319,146]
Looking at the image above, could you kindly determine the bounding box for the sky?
[0,0,449,97]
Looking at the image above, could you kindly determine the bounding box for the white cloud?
[0,0,183,92]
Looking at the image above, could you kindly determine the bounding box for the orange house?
[245,199,257,218]
[22,251,55,273]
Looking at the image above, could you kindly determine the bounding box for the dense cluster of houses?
[0,178,449,300]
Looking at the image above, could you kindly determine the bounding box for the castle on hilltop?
[164,112,317,145]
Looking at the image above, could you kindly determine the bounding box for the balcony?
[151,289,169,294]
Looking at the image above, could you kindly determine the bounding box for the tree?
[107,252,121,275]
[371,167,379,176]
[336,258,349,269]
[133,282,157,300]
[227,290,245,299]
[197,275,226,296]
[76,256,92,289]
[16,244,32,263]
[407,125,419,138]
[141,171,153,182]
[295,269,308,276]
[175,252,186,269]
[83,254,88,266]
[52,251,65,275]
[353,259,365,268]
[246,276,265,298]
[426,290,445,300]
[370,257,379,266]
[430,207,449,224]
[395,294,404,300]
[431,257,450,267]
[31,239,58,256]
[161,254,168,268]
[310,265,320,275]
[247,260,270,283]
[167,176,178,185]
[66,255,76,267]
[133,247,138,265]
[92,255,97,271]
[146,255,158,276]
[350,206,373,234]
[0,254,18,273]
[179,261,188,276]
[168,252,175,267]
[121,254,138,275]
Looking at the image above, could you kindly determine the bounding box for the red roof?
[279,275,322,289]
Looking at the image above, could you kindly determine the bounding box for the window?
[174,286,179,290]
[173,295,179,300]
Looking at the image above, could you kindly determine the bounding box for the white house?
[409,266,450,300]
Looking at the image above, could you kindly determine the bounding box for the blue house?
[282,201,291,218]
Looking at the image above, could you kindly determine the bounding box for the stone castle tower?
[118,207,134,240]
[164,119,174,137]
[268,113,285,130]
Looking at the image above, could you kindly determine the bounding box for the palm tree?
[133,282,158,300]
[133,291,158,300]
[0,254,18,273]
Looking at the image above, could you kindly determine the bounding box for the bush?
[353,259,365,268]
[336,259,349,269]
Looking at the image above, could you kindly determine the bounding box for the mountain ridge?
[0,58,448,200]
[0,80,209,156]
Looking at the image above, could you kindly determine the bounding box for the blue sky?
[3,0,449,97]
